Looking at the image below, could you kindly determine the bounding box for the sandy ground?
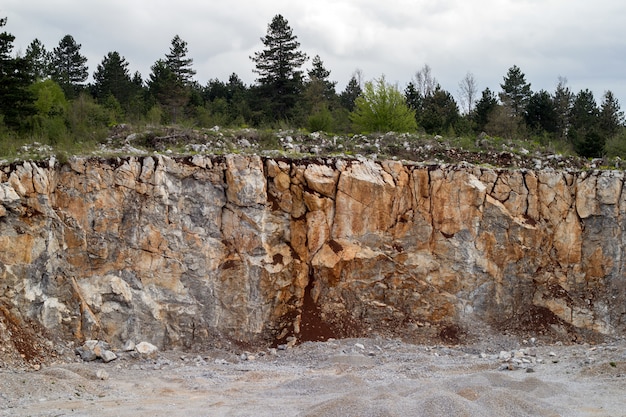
[1,337,626,417]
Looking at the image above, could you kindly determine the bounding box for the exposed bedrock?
[0,154,624,349]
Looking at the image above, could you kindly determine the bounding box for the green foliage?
[148,59,189,123]
[308,105,334,132]
[30,79,67,115]
[92,51,134,111]
[28,80,68,143]
[499,65,532,117]
[146,105,163,125]
[603,130,626,159]
[50,34,88,98]
[251,14,308,121]
[0,17,36,130]
[24,38,52,80]
[419,87,460,134]
[525,90,558,135]
[66,93,113,141]
[473,88,498,132]
[350,76,417,133]
[165,35,196,85]
[340,74,361,112]
[569,89,603,157]
[599,90,624,138]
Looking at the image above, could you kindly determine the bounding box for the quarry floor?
[1,336,626,417]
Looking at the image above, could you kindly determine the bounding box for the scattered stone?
[135,342,158,356]
[100,350,118,363]
[355,343,365,350]
[96,369,109,380]
[122,340,136,352]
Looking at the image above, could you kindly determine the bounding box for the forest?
[1,14,625,160]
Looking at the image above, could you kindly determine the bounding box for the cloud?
[2,0,625,105]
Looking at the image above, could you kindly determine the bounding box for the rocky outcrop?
[0,155,624,353]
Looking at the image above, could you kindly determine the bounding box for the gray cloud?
[3,0,625,106]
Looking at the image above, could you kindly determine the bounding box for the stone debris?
[75,340,158,363]
[76,340,117,363]
[135,342,158,356]
[496,347,541,371]
[96,369,109,380]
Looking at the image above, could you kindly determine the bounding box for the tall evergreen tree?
[307,55,336,102]
[598,90,624,138]
[553,77,574,140]
[251,14,308,121]
[165,35,196,85]
[92,51,133,107]
[473,88,498,132]
[404,82,421,112]
[499,65,532,117]
[419,86,460,134]
[525,90,558,135]
[147,59,188,123]
[570,89,601,157]
[0,17,35,129]
[24,38,52,80]
[340,74,362,112]
[50,34,88,98]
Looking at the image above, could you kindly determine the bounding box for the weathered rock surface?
[0,155,625,356]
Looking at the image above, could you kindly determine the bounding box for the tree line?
[1,14,625,158]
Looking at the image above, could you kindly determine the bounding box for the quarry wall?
[1,154,624,349]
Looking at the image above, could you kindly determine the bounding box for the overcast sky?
[3,0,626,108]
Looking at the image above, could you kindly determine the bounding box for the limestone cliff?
[0,155,624,352]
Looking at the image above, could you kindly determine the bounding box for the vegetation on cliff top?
[1,14,625,167]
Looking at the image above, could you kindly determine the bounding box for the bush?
[308,106,334,132]
[604,128,626,158]
[350,75,417,133]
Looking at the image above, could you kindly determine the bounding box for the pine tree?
[307,55,336,102]
[24,38,52,80]
[340,74,362,112]
[553,77,573,140]
[599,90,624,138]
[569,89,601,157]
[305,55,337,119]
[251,14,308,121]
[525,90,558,135]
[92,52,133,107]
[419,86,460,134]
[0,17,35,129]
[499,65,532,117]
[147,59,188,123]
[473,88,498,132]
[165,35,196,85]
[50,34,88,98]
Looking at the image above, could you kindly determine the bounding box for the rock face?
[0,155,624,351]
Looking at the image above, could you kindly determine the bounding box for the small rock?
[96,369,109,380]
[526,367,535,373]
[135,342,158,356]
[499,351,512,361]
[100,350,118,363]
[122,340,136,352]
[355,343,365,350]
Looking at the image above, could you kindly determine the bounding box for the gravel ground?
[2,336,626,417]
